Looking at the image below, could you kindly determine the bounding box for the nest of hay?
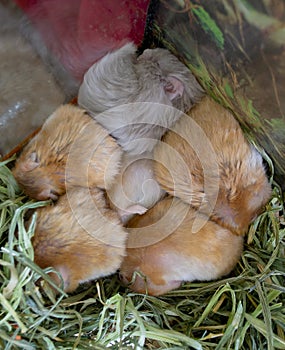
[0,155,284,349]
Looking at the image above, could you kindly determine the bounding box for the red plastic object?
[13,0,150,80]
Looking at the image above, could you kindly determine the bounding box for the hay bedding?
[0,154,284,349]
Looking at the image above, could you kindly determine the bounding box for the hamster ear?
[164,76,184,101]
[21,152,40,171]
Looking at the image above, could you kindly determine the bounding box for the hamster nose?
[37,188,59,201]
[118,272,130,285]
[49,190,59,201]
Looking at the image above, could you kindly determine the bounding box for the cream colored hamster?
[154,96,272,236]
[78,43,204,154]
[12,104,122,200]
[119,196,243,296]
[106,151,165,223]
[32,186,127,293]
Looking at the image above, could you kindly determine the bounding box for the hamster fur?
[119,196,243,296]
[12,104,122,200]
[154,96,272,236]
[107,151,165,223]
[78,43,204,154]
[32,186,127,293]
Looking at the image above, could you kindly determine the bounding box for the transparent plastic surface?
[0,2,65,156]
[144,0,285,184]
[0,0,149,156]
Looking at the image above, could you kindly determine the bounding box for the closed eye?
[29,151,40,164]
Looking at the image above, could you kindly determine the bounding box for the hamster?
[119,196,243,296]
[32,186,127,293]
[106,151,165,224]
[154,96,272,236]
[78,43,204,154]
[12,104,122,200]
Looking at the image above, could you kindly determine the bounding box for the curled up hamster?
[119,196,243,296]
[12,104,122,200]
[32,186,127,293]
[154,96,272,236]
[78,42,204,154]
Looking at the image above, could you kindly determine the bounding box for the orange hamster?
[119,196,243,296]
[154,96,272,236]
[32,186,127,293]
[12,104,122,200]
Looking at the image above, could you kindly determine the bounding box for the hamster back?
[13,104,122,200]
[154,96,271,235]
[32,186,127,292]
[120,196,243,296]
